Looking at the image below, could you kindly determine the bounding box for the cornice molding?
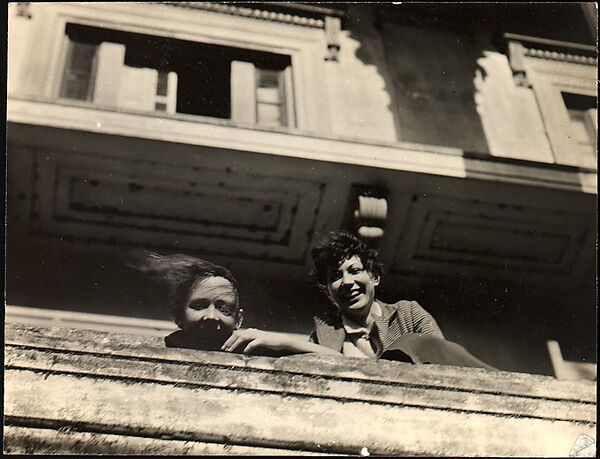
[524,48,597,66]
[505,33,597,66]
[506,34,597,88]
[163,2,325,28]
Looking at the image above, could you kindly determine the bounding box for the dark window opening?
[156,71,169,97]
[60,23,294,126]
[561,92,597,112]
[561,92,597,154]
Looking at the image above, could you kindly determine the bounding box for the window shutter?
[60,40,98,101]
[584,108,597,134]
[282,65,295,128]
[256,68,282,127]
[117,66,158,112]
[93,42,125,107]
[584,108,597,153]
[165,72,178,113]
[231,60,256,125]
[154,70,178,113]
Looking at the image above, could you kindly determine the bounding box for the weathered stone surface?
[6,346,595,422]
[4,426,335,456]
[6,323,595,402]
[4,323,597,456]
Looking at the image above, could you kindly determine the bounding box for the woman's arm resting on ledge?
[221,328,340,356]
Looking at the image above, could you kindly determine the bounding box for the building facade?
[6,2,598,375]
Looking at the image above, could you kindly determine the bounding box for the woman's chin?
[185,322,233,348]
[342,302,370,317]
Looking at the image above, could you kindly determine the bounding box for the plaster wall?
[323,6,398,143]
[9,3,596,169]
[7,6,37,97]
[474,51,555,162]
[380,23,490,153]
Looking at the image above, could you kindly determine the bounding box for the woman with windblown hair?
[134,251,337,355]
[134,252,244,351]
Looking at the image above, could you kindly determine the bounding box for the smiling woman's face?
[182,276,238,333]
[326,255,379,321]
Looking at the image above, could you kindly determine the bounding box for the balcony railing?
[4,321,596,456]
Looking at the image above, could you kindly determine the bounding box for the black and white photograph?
[4,2,597,456]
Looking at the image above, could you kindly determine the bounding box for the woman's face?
[326,255,379,321]
[182,276,239,334]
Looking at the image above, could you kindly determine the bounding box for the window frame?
[563,96,597,157]
[230,63,295,128]
[255,67,289,128]
[59,39,99,102]
[41,4,329,133]
[523,55,597,169]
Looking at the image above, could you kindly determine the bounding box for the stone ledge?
[4,323,597,456]
[8,97,597,194]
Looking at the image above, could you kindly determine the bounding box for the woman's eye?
[189,299,210,310]
[215,301,235,316]
[327,272,342,282]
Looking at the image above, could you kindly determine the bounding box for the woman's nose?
[341,272,354,285]
[205,304,219,319]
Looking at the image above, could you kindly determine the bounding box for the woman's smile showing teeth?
[346,290,362,303]
[327,255,380,320]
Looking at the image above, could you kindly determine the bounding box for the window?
[60,40,98,101]
[561,92,597,157]
[520,55,596,168]
[504,35,597,168]
[59,23,295,128]
[231,62,295,127]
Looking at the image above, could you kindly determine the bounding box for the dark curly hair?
[130,251,240,327]
[310,231,384,287]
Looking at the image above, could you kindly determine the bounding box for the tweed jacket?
[310,300,444,357]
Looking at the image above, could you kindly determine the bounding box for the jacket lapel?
[373,301,398,353]
[314,301,399,355]
[313,316,345,352]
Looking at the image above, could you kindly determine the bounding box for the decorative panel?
[31,148,325,262]
[391,194,593,286]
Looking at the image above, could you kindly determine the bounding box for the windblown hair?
[310,231,384,287]
[130,251,239,326]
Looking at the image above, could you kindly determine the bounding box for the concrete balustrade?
[3,322,596,456]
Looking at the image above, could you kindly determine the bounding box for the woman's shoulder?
[313,304,343,326]
[385,299,422,306]
[313,312,343,328]
[380,299,444,337]
[164,329,186,348]
[379,299,422,314]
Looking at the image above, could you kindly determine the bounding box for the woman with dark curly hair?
[309,231,443,358]
[306,231,494,369]
[222,231,446,359]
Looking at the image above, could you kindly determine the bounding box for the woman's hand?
[221,328,292,354]
[221,328,341,356]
